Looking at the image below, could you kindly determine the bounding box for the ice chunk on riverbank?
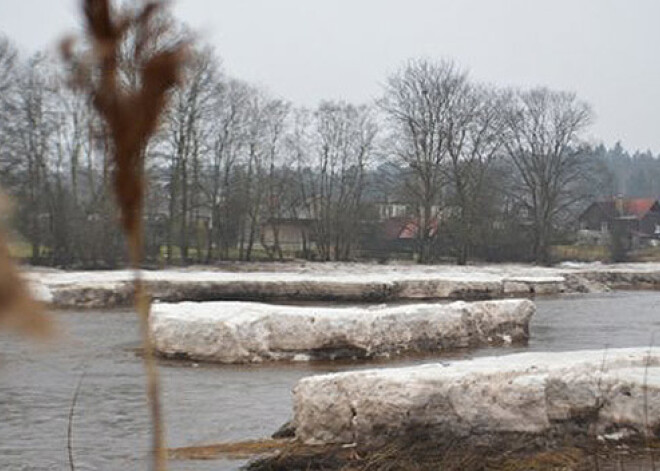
[26,280,53,304]
[150,299,534,363]
[292,347,660,445]
[27,266,562,308]
[29,261,660,308]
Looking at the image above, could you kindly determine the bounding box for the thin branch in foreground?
[67,366,87,471]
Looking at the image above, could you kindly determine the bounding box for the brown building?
[578,198,660,248]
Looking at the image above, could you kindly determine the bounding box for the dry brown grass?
[169,439,290,461]
[61,1,186,470]
[239,435,660,471]
[0,195,51,338]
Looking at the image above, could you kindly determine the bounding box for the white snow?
[149,299,534,363]
[292,347,660,445]
[24,262,660,308]
[27,279,53,303]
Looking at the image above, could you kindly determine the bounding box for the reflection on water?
[1,291,659,470]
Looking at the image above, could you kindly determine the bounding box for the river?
[1,291,659,470]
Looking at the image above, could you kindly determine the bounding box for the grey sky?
[1,0,659,153]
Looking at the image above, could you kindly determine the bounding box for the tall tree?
[443,85,505,264]
[206,78,251,261]
[160,47,219,262]
[9,55,59,262]
[380,59,466,263]
[502,88,593,264]
[297,101,377,260]
[0,36,19,187]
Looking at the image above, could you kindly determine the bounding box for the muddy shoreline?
[240,434,660,471]
[248,348,660,470]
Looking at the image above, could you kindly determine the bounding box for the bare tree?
[443,85,505,264]
[502,87,593,264]
[8,55,60,263]
[206,78,251,261]
[380,59,466,263]
[286,107,315,258]
[238,87,268,261]
[0,35,17,95]
[298,101,377,260]
[160,47,219,263]
[0,36,19,184]
[259,98,290,260]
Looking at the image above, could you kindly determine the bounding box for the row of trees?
[152,48,381,264]
[381,60,599,264]
[0,34,382,266]
[0,29,617,267]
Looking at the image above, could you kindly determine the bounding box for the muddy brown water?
[1,291,660,470]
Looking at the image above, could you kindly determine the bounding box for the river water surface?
[1,291,660,470]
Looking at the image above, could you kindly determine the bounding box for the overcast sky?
[1,0,659,153]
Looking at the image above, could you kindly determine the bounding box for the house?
[358,217,413,259]
[578,198,660,248]
[398,217,439,240]
[357,215,442,260]
[375,201,446,222]
[376,202,411,220]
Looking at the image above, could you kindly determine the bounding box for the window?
[601,221,609,233]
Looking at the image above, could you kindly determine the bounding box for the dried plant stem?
[643,333,656,471]
[67,367,86,471]
[0,196,51,338]
[130,230,167,471]
[136,276,166,469]
[61,3,185,468]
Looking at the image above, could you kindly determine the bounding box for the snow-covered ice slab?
[28,261,660,308]
[28,266,567,308]
[293,348,660,446]
[150,299,534,363]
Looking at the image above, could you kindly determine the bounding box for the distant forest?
[590,143,660,199]
[0,8,657,268]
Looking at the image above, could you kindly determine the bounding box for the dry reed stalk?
[61,1,186,470]
[644,334,656,471]
[168,439,289,461]
[0,195,51,338]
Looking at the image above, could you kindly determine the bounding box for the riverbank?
[240,434,660,470]
[246,348,660,470]
[292,348,660,446]
[26,261,660,309]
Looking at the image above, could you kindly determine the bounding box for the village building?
[577,197,660,248]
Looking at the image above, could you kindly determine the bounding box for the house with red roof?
[578,197,660,248]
